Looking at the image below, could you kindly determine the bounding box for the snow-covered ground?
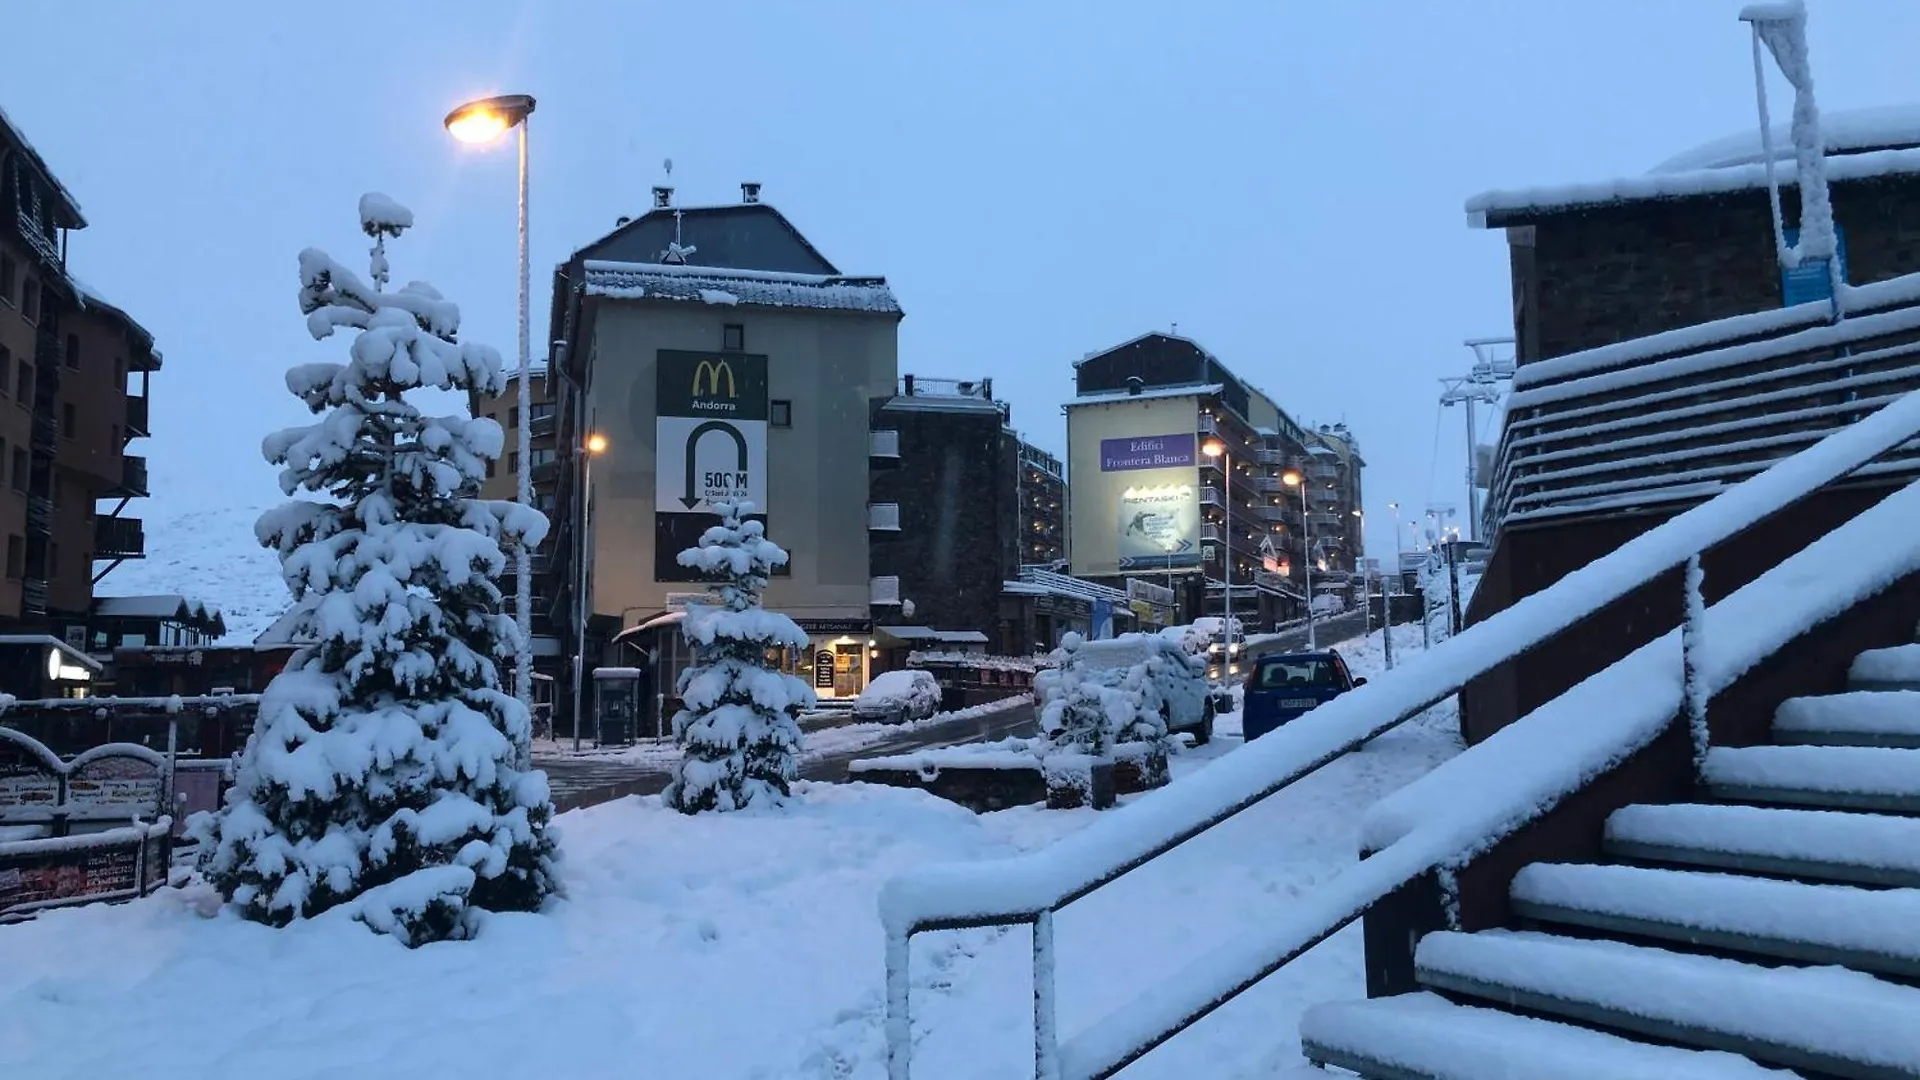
[0,628,1457,1079]
[92,457,289,644]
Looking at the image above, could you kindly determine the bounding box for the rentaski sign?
[1100,432,1196,472]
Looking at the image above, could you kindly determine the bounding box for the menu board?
[0,838,143,913]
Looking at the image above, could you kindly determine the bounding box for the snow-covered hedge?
[1038,632,1206,756]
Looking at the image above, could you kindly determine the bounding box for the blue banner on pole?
[1781,225,1848,309]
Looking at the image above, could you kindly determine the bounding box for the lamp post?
[1201,438,1233,671]
[446,92,538,709]
[572,431,608,752]
[1283,469,1314,649]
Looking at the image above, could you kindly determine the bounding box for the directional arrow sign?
[656,415,767,514]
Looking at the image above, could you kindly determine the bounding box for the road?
[541,703,1040,812]
[1248,608,1370,654]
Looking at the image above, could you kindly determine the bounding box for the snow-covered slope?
[92,457,289,644]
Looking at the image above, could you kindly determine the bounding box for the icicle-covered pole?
[1742,1,1842,314]
[1682,554,1710,773]
[511,112,536,715]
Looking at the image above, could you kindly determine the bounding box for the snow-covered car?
[854,670,944,724]
[1310,593,1347,618]
[1062,632,1214,746]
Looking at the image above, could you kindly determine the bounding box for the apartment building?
[1016,439,1066,567]
[0,109,157,693]
[1064,331,1363,629]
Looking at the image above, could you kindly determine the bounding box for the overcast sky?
[5,0,1919,558]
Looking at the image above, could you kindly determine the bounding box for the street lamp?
[1200,438,1235,670]
[446,92,538,709]
[1283,469,1315,649]
[572,431,608,752]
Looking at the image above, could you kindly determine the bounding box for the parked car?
[1310,593,1347,618]
[1067,633,1215,746]
[1240,650,1366,742]
[854,670,943,724]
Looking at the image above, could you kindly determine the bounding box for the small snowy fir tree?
[663,499,815,813]
[191,193,557,945]
[1039,633,1115,756]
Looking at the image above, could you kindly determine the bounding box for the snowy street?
[0,627,1457,1080]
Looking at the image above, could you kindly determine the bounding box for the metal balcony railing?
[119,455,149,498]
[21,577,47,615]
[95,515,145,558]
[25,495,52,534]
[124,394,150,438]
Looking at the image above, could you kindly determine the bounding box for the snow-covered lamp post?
[445,92,539,710]
[1200,438,1233,671]
[1739,1,1842,316]
[1283,468,1315,649]
[572,430,607,752]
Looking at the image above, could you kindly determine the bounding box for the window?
[530,402,554,422]
[63,625,85,651]
[61,402,75,437]
[10,448,25,492]
[0,256,14,304]
[508,409,519,428]
[64,334,78,370]
[771,399,792,428]
[722,324,745,352]
[21,279,38,324]
[528,447,555,468]
[16,360,29,404]
[486,459,497,479]
[508,451,519,473]
[4,535,20,580]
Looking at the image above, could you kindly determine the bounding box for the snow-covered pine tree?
[663,499,815,814]
[1038,633,1115,756]
[191,193,558,945]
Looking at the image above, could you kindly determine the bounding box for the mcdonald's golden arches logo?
[692,358,737,398]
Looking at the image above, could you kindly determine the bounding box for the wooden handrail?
[881,385,1920,1080]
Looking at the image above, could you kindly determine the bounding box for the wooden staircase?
[1301,638,1920,1079]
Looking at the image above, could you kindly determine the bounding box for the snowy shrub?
[192,193,557,945]
[663,499,817,814]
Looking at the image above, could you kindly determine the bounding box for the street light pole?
[1302,479,1315,650]
[445,92,538,711]
[572,433,606,752]
[1201,438,1233,671]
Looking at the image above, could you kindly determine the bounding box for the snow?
[1069,383,1227,407]
[1605,802,1920,877]
[1510,861,1920,961]
[856,670,943,719]
[1416,929,1920,1073]
[1367,417,1920,853]
[1653,103,1920,173]
[850,737,1044,774]
[1703,744,1920,797]
[696,288,740,306]
[356,192,414,234]
[581,260,901,314]
[1464,144,1920,225]
[0,707,1460,1080]
[1300,992,1795,1079]
[1852,644,1920,686]
[1774,690,1920,738]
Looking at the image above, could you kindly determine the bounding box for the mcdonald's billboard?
[657,350,768,421]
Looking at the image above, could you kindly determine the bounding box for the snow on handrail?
[1063,473,1920,1080]
[882,386,1920,1079]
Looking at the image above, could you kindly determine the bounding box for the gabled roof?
[71,277,163,370]
[573,201,841,275]
[94,593,222,628]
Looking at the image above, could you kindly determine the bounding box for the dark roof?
[573,202,840,275]
[0,106,85,229]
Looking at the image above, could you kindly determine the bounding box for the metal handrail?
[881,385,1920,1080]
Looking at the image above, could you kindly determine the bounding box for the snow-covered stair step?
[1606,803,1920,888]
[1774,691,1920,748]
[1510,861,1920,978]
[1853,644,1920,692]
[1704,744,1920,814]
[1300,993,1796,1080]
[1415,929,1920,1079]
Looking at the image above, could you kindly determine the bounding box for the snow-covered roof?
[69,277,162,366]
[0,104,85,226]
[1005,569,1131,605]
[253,608,311,650]
[1653,104,1920,173]
[0,634,103,674]
[580,259,901,315]
[93,594,220,623]
[1467,146,1920,227]
[1070,383,1225,407]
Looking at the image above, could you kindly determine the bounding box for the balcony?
[21,577,47,615]
[95,515,145,558]
[530,459,559,486]
[869,430,901,459]
[1197,413,1220,436]
[111,455,149,498]
[1200,487,1224,507]
[868,503,901,531]
[871,575,902,606]
[1201,522,1225,543]
[125,394,150,438]
[1254,448,1287,466]
[25,495,52,534]
[1252,475,1284,493]
[529,412,555,438]
[30,409,56,451]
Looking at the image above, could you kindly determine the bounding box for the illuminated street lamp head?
[1281,470,1303,487]
[1201,438,1225,458]
[585,432,609,455]
[444,93,536,144]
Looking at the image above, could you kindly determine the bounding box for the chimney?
[1125,375,1145,396]
[615,215,632,228]
[741,181,762,204]
[652,185,673,208]
[903,374,916,396]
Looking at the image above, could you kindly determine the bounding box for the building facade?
[1016,439,1066,567]
[1064,332,1363,630]
[0,108,159,686]
[540,184,902,729]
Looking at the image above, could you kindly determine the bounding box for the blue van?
[1240,650,1365,742]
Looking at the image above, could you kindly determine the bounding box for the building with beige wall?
[539,184,901,733]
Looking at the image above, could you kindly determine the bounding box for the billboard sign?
[1117,484,1200,570]
[655,350,774,582]
[1100,432,1196,472]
